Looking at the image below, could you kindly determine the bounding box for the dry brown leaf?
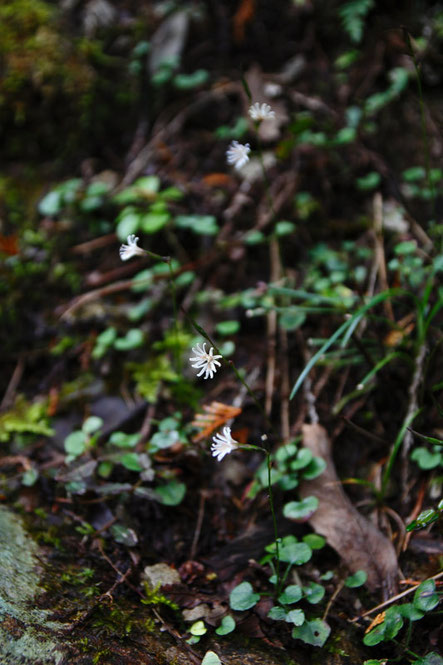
[299,423,399,596]
[383,312,415,347]
[233,0,255,43]
[191,402,242,442]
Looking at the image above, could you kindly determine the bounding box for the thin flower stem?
[166,257,181,373]
[266,450,281,593]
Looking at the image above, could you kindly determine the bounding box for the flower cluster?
[119,234,146,261]
[211,427,239,461]
[189,343,222,380]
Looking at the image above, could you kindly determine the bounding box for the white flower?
[119,234,145,261]
[211,427,238,461]
[248,102,275,121]
[189,342,222,380]
[226,140,251,170]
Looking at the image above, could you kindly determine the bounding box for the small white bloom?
[189,342,222,380]
[226,140,251,170]
[248,102,275,121]
[119,234,145,261]
[211,427,238,462]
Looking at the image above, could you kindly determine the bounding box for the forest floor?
[0,2,442,664]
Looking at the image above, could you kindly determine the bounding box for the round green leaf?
[153,480,186,506]
[119,452,143,471]
[278,584,302,605]
[114,329,144,350]
[290,448,313,470]
[286,609,305,625]
[189,620,207,636]
[201,652,222,665]
[411,447,442,470]
[64,431,86,457]
[283,496,319,521]
[302,534,326,550]
[174,69,209,90]
[292,618,330,647]
[275,221,296,236]
[109,432,139,448]
[215,614,236,635]
[215,320,240,336]
[279,541,312,565]
[140,211,170,233]
[303,582,325,604]
[413,579,439,612]
[301,457,326,479]
[345,570,367,588]
[229,581,260,611]
[116,211,141,240]
[82,416,103,435]
[38,190,63,216]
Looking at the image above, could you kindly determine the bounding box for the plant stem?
[266,451,282,593]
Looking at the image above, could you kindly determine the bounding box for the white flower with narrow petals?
[119,234,145,261]
[211,427,238,462]
[226,140,251,170]
[189,342,222,380]
[248,102,275,121]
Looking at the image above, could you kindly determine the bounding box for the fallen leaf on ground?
[299,423,399,596]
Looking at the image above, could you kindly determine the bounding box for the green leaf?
[175,214,219,235]
[279,540,312,565]
[244,230,265,245]
[140,211,170,233]
[64,431,87,457]
[229,581,260,611]
[411,447,442,470]
[22,468,39,486]
[412,654,443,665]
[413,579,439,612]
[279,309,306,331]
[398,602,424,621]
[119,452,143,472]
[82,416,103,435]
[189,620,207,636]
[134,176,161,195]
[215,615,236,635]
[283,496,319,521]
[356,172,381,191]
[201,652,222,665]
[290,448,313,470]
[275,221,296,236]
[174,69,209,90]
[303,582,325,604]
[38,190,63,216]
[268,605,287,621]
[292,618,330,647]
[344,570,367,588]
[114,329,144,350]
[286,609,305,625]
[302,534,326,550]
[402,166,426,182]
[110,524,138,546]
[153,480,186,506]
[215,320,240,336]
[109,432,139,448]
[116,211,141,240]
[278,584,303,605]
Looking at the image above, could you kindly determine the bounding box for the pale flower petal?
[226,140,250,170]
[189,342,222,380]
[119,234,145,261]
[248,102,275,121]
[211,427,238,461]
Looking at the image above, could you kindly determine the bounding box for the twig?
[373,192,394,322]
[189,491,206,561]
[322,579,345,622]
[351,570,443,622]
